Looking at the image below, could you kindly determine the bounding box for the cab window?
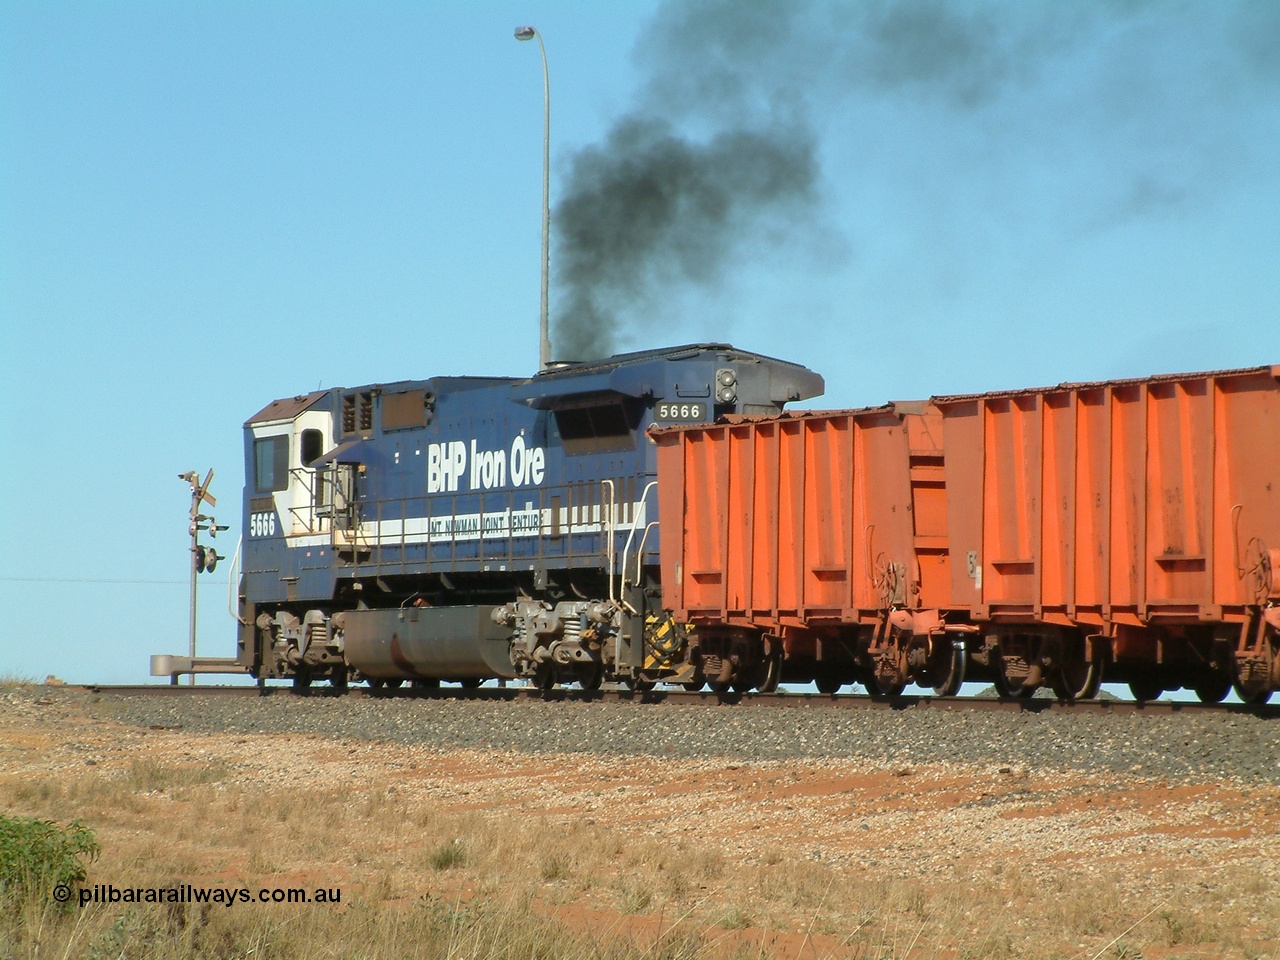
[254,436,289,492]
[300,429,324,467]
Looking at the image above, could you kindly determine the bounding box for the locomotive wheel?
[682,681,706,692]
[1128,679,1164,702]
[1052,657,1103,702]
[924,641,966,697]
[533,662,556,692]
[623,674,657,692]
[1192,674,1231,704]
[575,662,604,691]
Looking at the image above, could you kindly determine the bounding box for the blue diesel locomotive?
[235,344,822,690]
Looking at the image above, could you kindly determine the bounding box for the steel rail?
[74,684,1280,718]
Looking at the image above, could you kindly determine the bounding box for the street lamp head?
[514,25,537,41]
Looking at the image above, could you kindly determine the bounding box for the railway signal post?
[179,470,225,686]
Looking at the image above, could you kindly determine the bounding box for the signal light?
[194,544,222,573]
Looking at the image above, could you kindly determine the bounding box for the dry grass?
[2,717,1279,959]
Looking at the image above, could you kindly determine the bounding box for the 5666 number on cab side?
[249,512,277,537]
[653,402,705,423]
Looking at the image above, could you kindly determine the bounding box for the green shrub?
[426,839,468,871]
[0,815,99,910]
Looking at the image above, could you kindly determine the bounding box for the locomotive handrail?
[603,480,616,602]
[286,466,323,534]
[227,536,248,625]
[618,481,658,600]
[328,479,662,582]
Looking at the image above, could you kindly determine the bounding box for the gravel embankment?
[48,689,1280,784]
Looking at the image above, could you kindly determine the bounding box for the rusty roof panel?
[245,391,328,425]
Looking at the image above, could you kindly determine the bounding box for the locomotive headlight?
[715,368,737,404]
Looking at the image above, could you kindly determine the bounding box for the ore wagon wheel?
[1128,678,1164,702]
[1232,657,1273,705]
[1191,673,1231,704]
[751,654,782,694]
[992,652,1036,699]
[330,670,349,693]
[291,667,312,693]
[814,673,842,695]
[459,678,483,689]
[368,678,386,689]
[575,662,604,691]
[1051,656,1102,702]
[873,676,906,697]
[385,678,404,689]
[924,640,966,697]
[411,677,440,690]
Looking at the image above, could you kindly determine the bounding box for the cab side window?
[300,429,324,467]
[254,436,289,492]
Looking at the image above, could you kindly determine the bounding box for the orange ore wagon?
[653,365,1280,701]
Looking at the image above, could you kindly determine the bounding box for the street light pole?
[515,25,552,371]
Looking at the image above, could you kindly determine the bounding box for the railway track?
[77,683,1280,718]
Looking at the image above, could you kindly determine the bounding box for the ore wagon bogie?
[654,365,1280,703]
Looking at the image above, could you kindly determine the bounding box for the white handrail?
[602,480,616,601]
[618,481,658,595]
[227,535,248,624]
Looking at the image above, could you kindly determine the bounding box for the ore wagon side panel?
[940,401,985,612]
[749,422,780,620]
[1072,389,1111,624]
[654,432,685,614]
[1145,378,1214,614]
[903,406,951,612]
[1212,370,1280,610]
[676,428,730,617]
[853,409,922,612]
[982,394,1044,615]
[801,416,853,618]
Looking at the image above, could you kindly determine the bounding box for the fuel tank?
[343,606,517,681]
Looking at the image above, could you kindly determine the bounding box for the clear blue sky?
[3,1,1278,684]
